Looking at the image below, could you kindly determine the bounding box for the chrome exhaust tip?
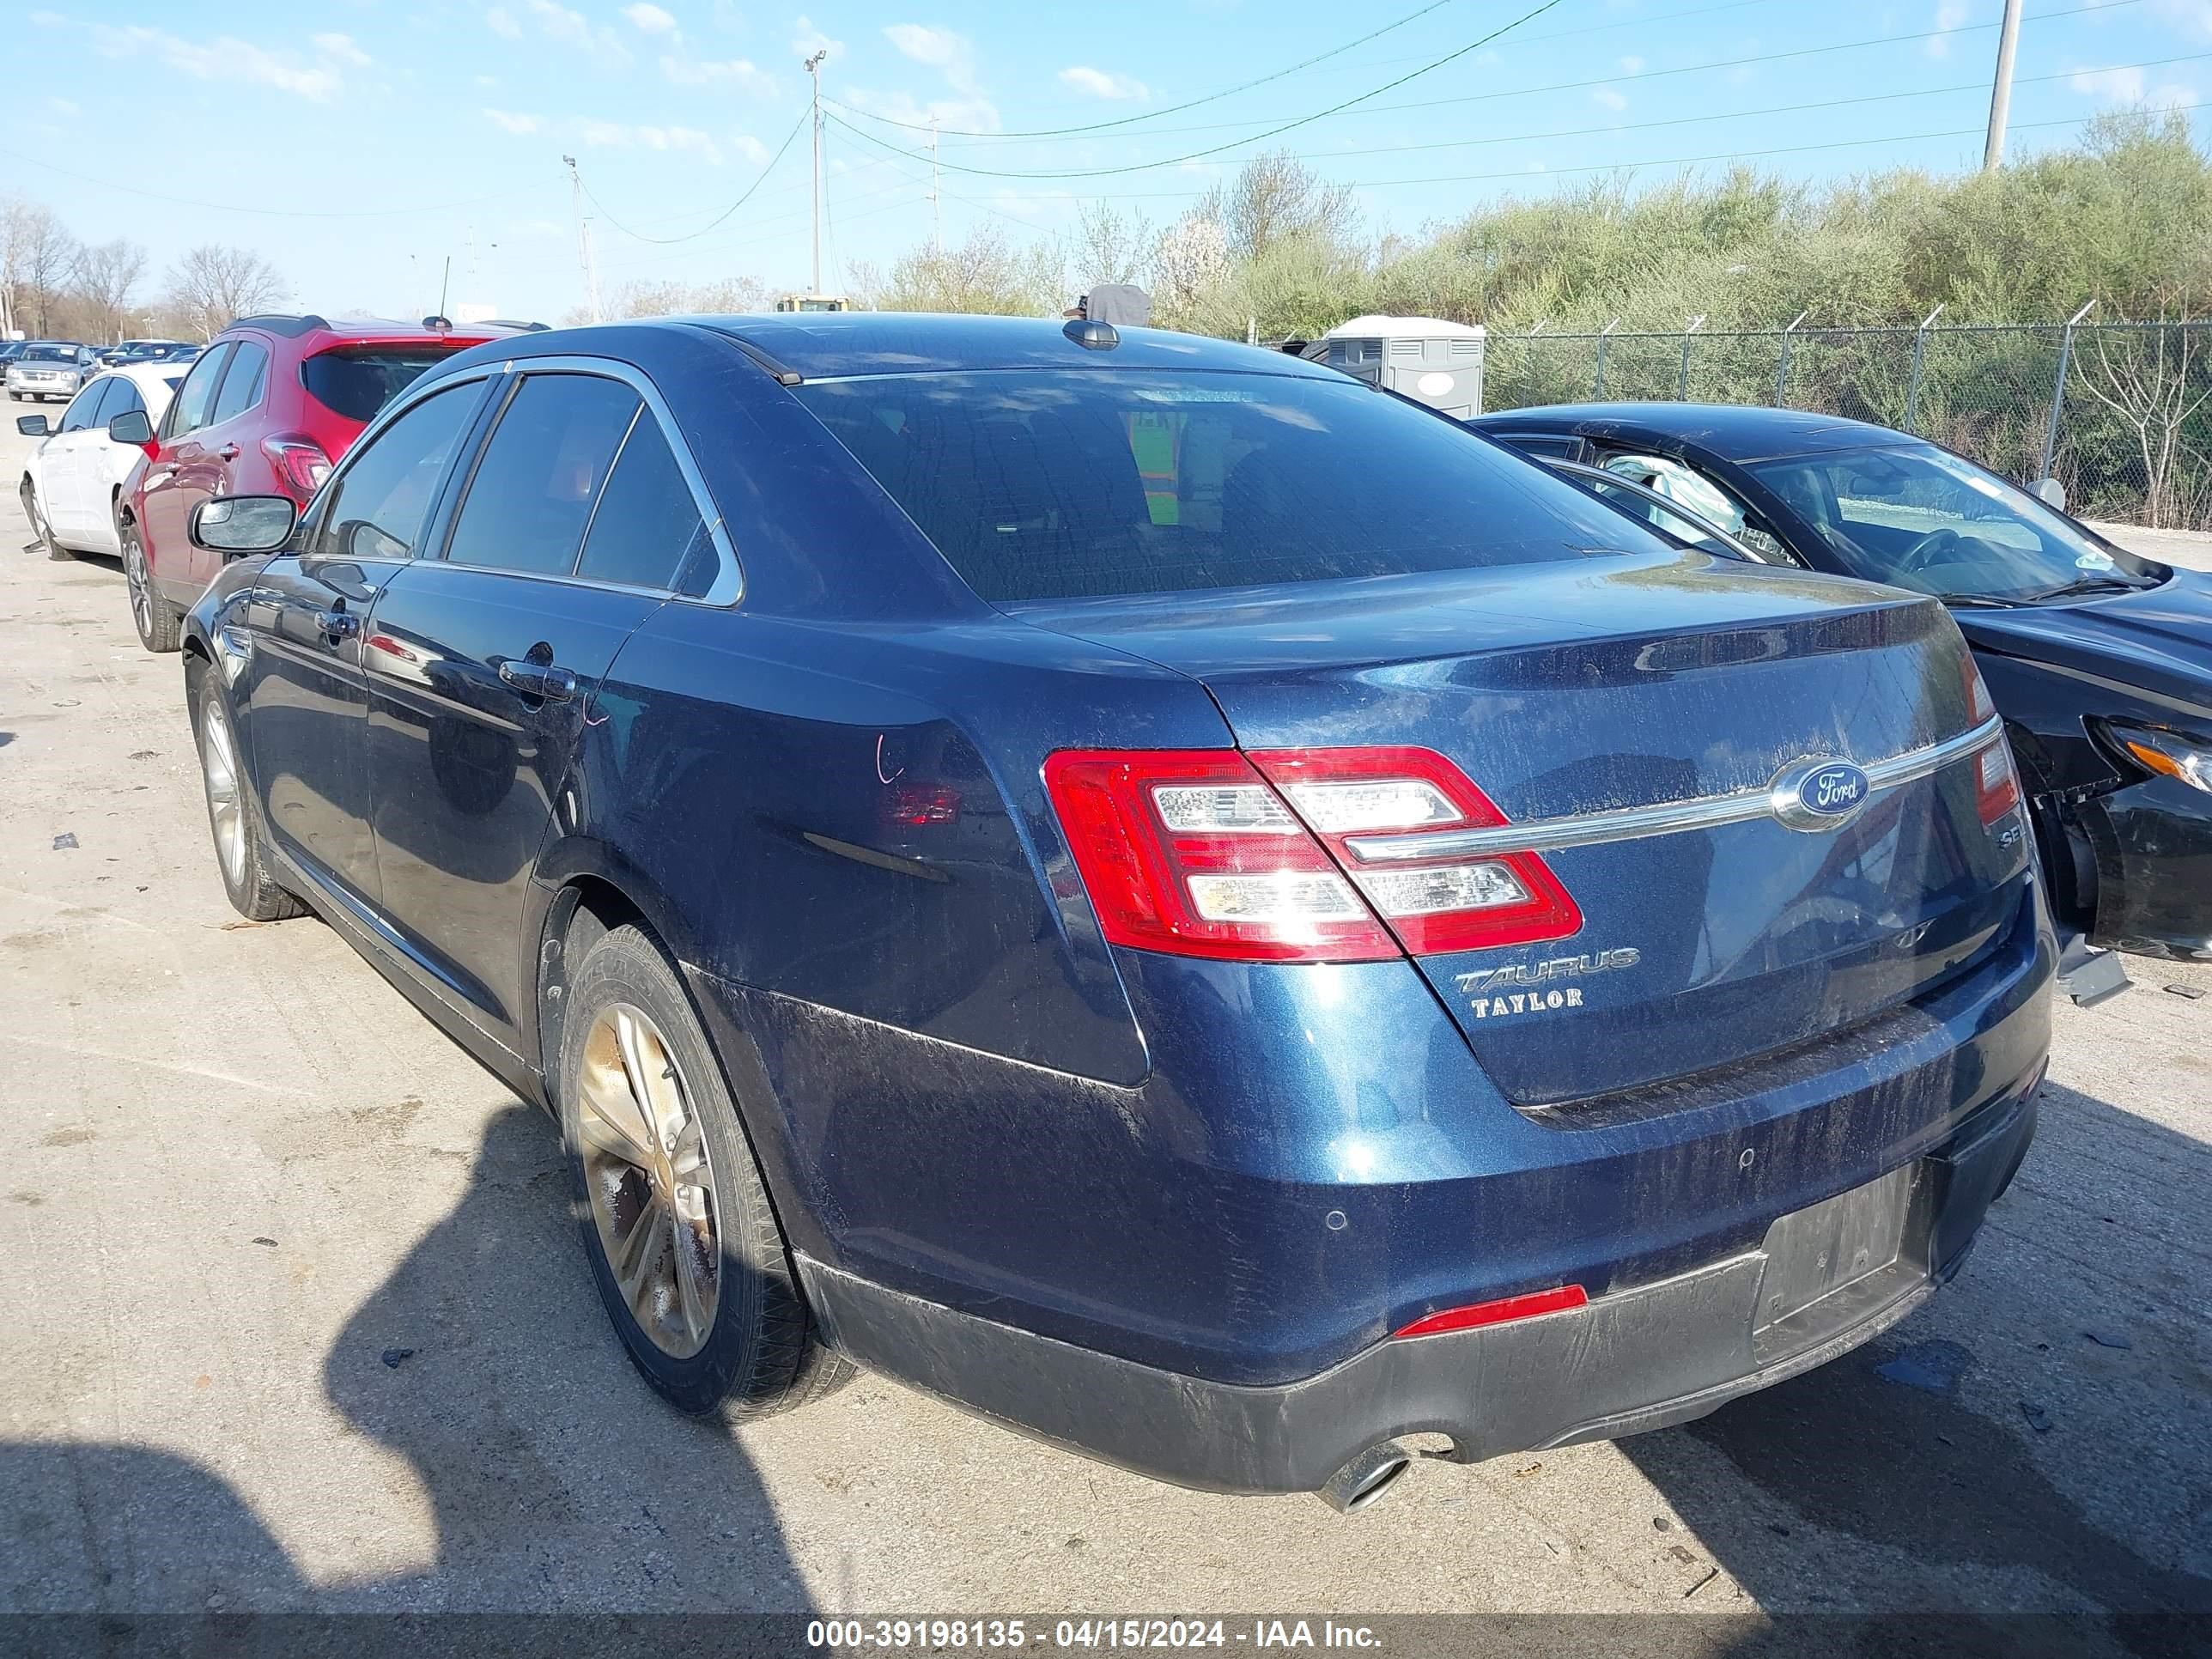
[1316,1441,1413,1514]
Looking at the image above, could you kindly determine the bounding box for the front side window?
[208,341,270,426]
[58,380,112,434]
[162,343,233,440]
[793,370,1664,602]
[108,382,147,419]
[317,383,483,562]
[444,374,640,576]
[1746,444,2155,602]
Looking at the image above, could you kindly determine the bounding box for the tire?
[558,922,851,1419]
[123,520,179,652]
[193,672,305,922]
[21,477,68,561]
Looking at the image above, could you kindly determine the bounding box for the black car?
[1476,404,2212,962]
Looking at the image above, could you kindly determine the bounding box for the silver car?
[6,343,94,404]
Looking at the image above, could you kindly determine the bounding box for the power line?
[830,0,1568,183]
[578,105,811,246]
[825,0,1474,141]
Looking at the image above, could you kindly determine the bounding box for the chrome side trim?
[1344,716,2005,863]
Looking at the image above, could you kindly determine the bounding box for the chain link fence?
[1484,320,2212,532]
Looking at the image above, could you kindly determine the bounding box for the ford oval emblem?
[1768,757,1874,833]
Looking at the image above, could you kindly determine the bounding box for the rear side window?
[303,347,460,423]
[445,374,639,576]
[574,414,707,590]
[318,384,483,562]
[208,341,269,426]
[793,370,1662,602]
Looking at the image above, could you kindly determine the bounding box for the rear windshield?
[793,369,1662,601]
[301,347,463,423]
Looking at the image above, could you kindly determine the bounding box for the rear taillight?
[1964,660,2021,825]
[1042,746,1582,963]
[262,435,333,504]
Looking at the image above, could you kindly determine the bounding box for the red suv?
[121,313,526,652]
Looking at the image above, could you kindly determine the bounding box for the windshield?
[793,369,1667,601]
[22,346,76,363]
[1746,444,2154,601]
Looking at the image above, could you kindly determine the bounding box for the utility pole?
[562,154,603,324]
[929,116,942,255]
[805,48,829,294]
[1983,0,2023,171]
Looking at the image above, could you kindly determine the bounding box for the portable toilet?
[1317,315,1486,416]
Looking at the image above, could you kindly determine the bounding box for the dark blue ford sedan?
[179,315,2052,1510]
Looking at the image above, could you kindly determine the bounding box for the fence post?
[2039,299,2095,483]
[1678,314,1705,400]
[1775,309,1809,405]
[1593,318,1617,398]
[1905,303,1944,434]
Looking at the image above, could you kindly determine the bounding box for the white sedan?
[16,363,188,561]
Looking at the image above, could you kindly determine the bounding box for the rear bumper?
[800,1078,2039,1494]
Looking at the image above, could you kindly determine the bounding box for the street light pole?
[1983,0,2023,171]
[805,49,829,294]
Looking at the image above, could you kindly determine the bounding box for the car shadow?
[1,1102,814,1621]
[1620,1080,2212,1653]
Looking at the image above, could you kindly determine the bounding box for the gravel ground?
[1,417,2206,1647]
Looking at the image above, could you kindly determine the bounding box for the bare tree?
[1194,151,1357,262]
[73,239,149,344]
[2077,311,2212,530]
[1072,201,1153,291]
[3,202,80,337]
[868,226,1065,316]
[584,276,774,323]
[164,244,289,340]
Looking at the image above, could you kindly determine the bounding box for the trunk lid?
[1013,554,2028,1105]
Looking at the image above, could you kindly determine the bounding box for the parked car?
[97,337,188,368]
[120,313,513,653]
[1475,404,2212,962]
[178,317,2051,1510]
[6,341,95,403]
[148,343,203,364]
[15,364,189,563]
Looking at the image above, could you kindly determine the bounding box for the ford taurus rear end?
[684,326,2059,1505]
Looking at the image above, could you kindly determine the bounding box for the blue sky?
[4,0,2209,323]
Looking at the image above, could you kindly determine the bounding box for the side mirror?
[2032,477,2067,514]
[189,495,297,558]
[107,410,154,446]
[15,414,50,438]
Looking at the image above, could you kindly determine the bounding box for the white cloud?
[578,119,723,162]
[1619,54,1644,75]
[663,54,775,94]
[884,22,977,91]
[2147,1,2212,39]
[313,31,371,66]
[842,83,999,133]
[1926,0,1969,60]
[2069,64,2197,107]
[27,9,64,22]
[1591,86,1628,111]
[486,6,522,39]
[90,25,343,99]
[475,72,501,87]
[1059,65,1148,100]
[622,2,678,31]
[529,0,593,46]
[732,133,770,164]
[483,107,542,133]
[792,15,842,57]
[46,96,77,116]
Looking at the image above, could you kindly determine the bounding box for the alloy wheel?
[199,701,248,891]
[125,531,152,640]
[575,1002,721,1359]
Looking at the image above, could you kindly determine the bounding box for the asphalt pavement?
[1,415,2207,1644]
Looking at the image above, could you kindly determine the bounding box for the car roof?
[677,313,1347,381]
[1471,402,1924,463]
[109,362,192,392]
[217,314,511,350]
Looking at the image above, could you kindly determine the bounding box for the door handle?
[217,443,240,461]
[314,607,359,640]
[498,659,578,702]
